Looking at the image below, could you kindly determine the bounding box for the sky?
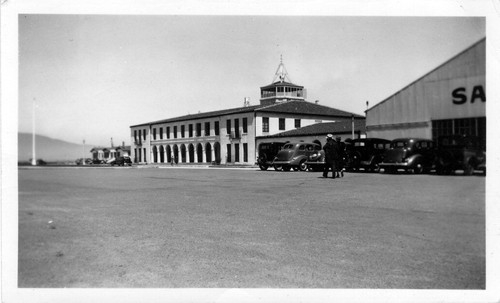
[17,14,485,147]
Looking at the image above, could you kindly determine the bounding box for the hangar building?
[365,38,486,146]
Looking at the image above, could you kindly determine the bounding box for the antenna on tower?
[272,55,292,83]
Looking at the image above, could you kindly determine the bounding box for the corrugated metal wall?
[366,39,485,140]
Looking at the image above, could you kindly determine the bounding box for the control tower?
[259,57,306,106]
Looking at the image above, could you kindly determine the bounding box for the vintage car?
[110,156,133,166]
[256,142,286,170]
[379,138,436,174]
[345,138,391,172]
[304,149,325,172]
[435,135,486,175]
[272,142,321,171]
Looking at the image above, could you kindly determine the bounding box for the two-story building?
[130,61,365,165]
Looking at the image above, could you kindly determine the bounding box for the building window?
[279,118,285,130]
[234,118,239,138]
[262,117,269,133]
[432,117,486,149]
[234,143,240,162]
[174,126,178,139]
[243,143,248,162]
[160,127,163,139]
[243,118,248,133]
[189,124,193,137]
[215,121,220,136]
[153,128,157,140]
[181,125,185,138]
[226,144,231,162]
[196,123,202,137]
[134,130,137,142]
[295,119,301,128]
[205,122,210,136]
[143,129,146,140]
[226,119,231,135]
[167,127,170,139]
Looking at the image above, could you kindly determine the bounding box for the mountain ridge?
[18,133,97,162]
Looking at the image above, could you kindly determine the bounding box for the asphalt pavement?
[17,166,485,289]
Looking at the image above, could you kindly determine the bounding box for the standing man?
[323,134,339,179]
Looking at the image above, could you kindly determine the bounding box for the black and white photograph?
[1,1,499,302]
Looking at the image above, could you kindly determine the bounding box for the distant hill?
[18,133,95,162]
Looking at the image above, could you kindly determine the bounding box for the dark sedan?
[345,138,391,172]
[435,135,486,175]
[379,138,436,174]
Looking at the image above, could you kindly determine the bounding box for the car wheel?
[464,161,474,176]
[273,165,282,171]
[412,163,423,174]
[298,159,307,171]
[259,164,269,171]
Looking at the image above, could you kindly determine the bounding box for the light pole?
[82,139,86,165]
[31,98,36,166]
[351,114,355,139]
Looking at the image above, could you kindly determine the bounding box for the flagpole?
[83,139,86,165]
[31,99,36,166]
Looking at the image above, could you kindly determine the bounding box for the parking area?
[18,166,485,288]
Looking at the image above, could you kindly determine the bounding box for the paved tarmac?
[17,166,485,288]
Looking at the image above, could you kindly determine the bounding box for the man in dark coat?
[323,134,339,178]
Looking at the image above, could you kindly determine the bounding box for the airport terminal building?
[130,61,365,165]
[365,38,486,146]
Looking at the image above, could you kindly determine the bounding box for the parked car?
[256,142,286,170]
[435,135,486,175]
[379,138,436,174]
[91,159,105,164]
[272,142,321,171]
[304,149,325,172]
[345,138,391,172]
[75,158,92,165]
[111,156,133,166]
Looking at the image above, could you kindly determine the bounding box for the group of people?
[322,134,346,179]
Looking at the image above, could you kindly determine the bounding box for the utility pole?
[31,98,36,166]
[82,139,86,165]
[351,114,355,139]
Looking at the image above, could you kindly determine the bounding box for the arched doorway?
[152,146,158,163]
[173,145,179,164]
[188,144,195,163]
[166,145,172,163]
[180,145,187,163]
[214,142,221,164]
[196,143,203,163]
[159,145,165,163]
[205,142,212,163]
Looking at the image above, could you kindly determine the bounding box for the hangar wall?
[366,38,485,141]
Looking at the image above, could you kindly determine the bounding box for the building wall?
[255,112,337,137]
[366,39,485,140]
[131,112,257,165]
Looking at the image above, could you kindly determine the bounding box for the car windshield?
[283,144,294,150]
[354,141,365,147]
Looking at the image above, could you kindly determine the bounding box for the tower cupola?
[260,56,306,106]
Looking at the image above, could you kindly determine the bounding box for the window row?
[134,117,251,142]
[262,117,301,133]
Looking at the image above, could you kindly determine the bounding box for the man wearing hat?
[323,134,339,178]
